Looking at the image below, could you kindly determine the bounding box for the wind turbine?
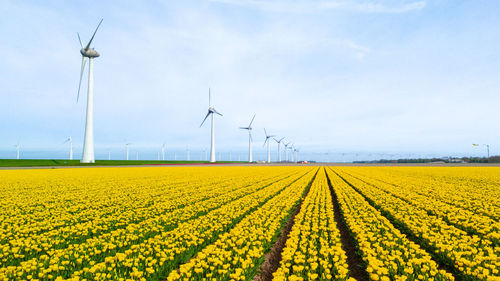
[284,142,290,162]
[294,147,300,163]
[240,114,256,162]
[200,88,222,163]
[63,136,73,160]
[77,19,103,163]
[263,129,276,163]
[274,137,285,162]
[161,143,166,160]
[125,143,131,160]
[289,144,295,162]
[14,143,20,160]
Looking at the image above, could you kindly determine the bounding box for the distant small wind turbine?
[294,147,300,163]
[14,142,20,160]
[63,136,73,160]
[161,143,166,160]
[288,144,295,162]
[200,88,222,163]
[274,137,285,162]
[125,143,131,160]
[284,142,290,162]
[240,114,256,163]
[77,19,103,163]
[263,129,276,163]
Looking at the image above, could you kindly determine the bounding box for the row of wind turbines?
[75,19,300,163]
[200,90,299,163]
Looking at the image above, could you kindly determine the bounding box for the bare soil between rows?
[252,169,318,281]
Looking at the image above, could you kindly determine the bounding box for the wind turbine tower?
[126,143,131,160]
[239,114,256,162]
[64,136,73,160]
[15,143,20,160]
[294,147,299,163]
[161,143,166,160]
[77,19,103,163]
[274,137,285,162]
[200,88,223,163]
[284,142,290,162]
[289,144,295,162]
[263,128,276,163]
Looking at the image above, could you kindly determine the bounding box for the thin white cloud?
[210,0,426,14]
[343,39,371,60]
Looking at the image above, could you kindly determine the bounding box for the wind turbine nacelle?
[81,48,100,58]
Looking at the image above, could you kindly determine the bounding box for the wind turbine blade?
[77,33,83,48]
[239,127,249,130]
[213,109,223,116]
[85,18,103,50]
[263,138,268,147]
[77,56,88,103]
[280,137,285,142]
[264,128,267,137]
[249,114,256,127]
[208,88,211,106]
[200,112,211,127]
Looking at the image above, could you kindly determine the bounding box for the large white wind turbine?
[77,19,103,163]
[263,129,276,163]
[239,114,256,163]
[64,136,73,160]
[274,137,285,162]
[200,89,222,163]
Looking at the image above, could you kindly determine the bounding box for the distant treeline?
[355,156,500,164]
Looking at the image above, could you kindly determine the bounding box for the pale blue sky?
[1,0,499,161]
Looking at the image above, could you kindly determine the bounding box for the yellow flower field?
[0,166,498,281]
